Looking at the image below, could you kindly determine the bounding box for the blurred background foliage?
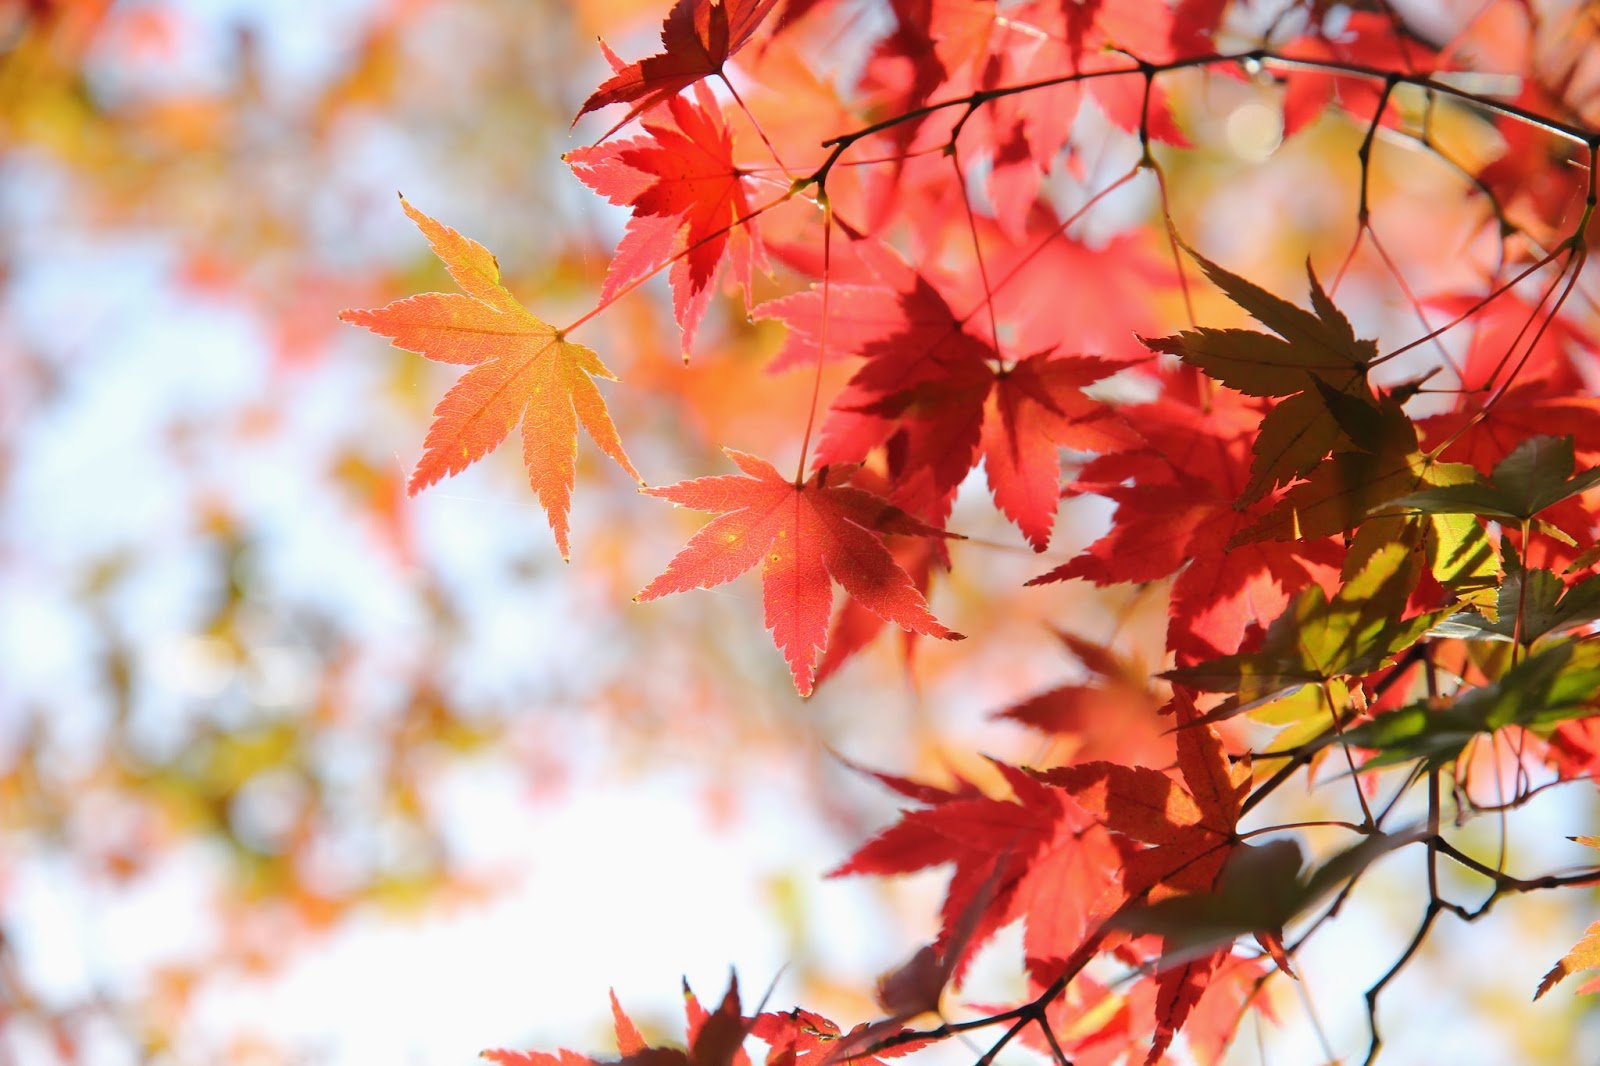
[2,1,1599,1064]
[0,2,1072,1060]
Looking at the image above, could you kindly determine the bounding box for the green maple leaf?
[1430,536,1600,645]
[1115,830,1423,969]
[1345,639,1600,770]
[1382,435,1600,522]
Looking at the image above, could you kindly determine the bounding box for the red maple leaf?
[486,979,750,1066]
[338,198,641,560]
[783,251,1132,541]
[817,348,1134,542]
[831,760,1125,982]
[1416,296,1600,476]
[636,450,962,695]
[1037,695,1250,1063]
[568,84,764,354]
[575,0,782,136]
[1028,377,1341,662]
[750,1003,930,1066]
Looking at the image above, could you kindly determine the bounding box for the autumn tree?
[337,0,1600,1062]
[6,0,1600,1062]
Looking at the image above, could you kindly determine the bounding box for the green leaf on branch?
[1114,830,1423,972]
[1382,435,1600,521]
[1163,535,1440,718]
[1345,639,1600,770]
[1429,535,1600,644]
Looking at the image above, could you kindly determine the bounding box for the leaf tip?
[1534,961,1569,1001]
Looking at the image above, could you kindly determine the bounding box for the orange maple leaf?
[1535,836,1600,1000]
[339,197,641,560]
[637,450,962,695]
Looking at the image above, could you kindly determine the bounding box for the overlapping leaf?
[575,0,781,135]
[772,247,1133,543]
[1029,382,1342,663]
[1431,536,1600,644]
[822,348,1133,546]
[339,198,640,560]
[568,84,763,354]
[830,760,1124,982]
[1344,638,1600,770]
[1163,535,1442,719]
[1383,434,1600,522]
[1141,248,1387,505]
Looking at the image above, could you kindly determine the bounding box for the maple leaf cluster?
[340,0,1600,1061]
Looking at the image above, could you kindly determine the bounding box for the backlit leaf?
[339,198,641,560]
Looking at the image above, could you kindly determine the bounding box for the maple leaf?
[1114,829,1421,974]
[1430,535,1600,645]
[1027,381,1342,663]
[809,291,1134,542]
[484,979,750,1066]
[748,1007,926,1066]
[568,84,764,354]
[636,450,962,696]
[1535,837,1600,1000]
[1345,639,1600,771]
[1141,247,1384,505]
[1414,296,1600,478]
[338,198,641,560]
[1037,695,1250,1062]
[1234,420,1476,547]
[1162,534,1442,721]
[1383,434,1600,523]
[831,760,1124,983]
[574,0,781,137]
